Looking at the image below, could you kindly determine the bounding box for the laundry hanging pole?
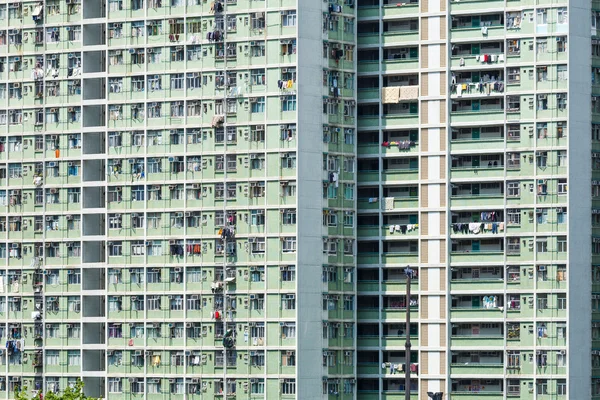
[404,266,414,400]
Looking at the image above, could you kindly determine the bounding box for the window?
[46,351,59,365]
[507,209,521,225]
[250,267,264,283]
[557,236,567,252]
[557,380,567,395]
[281,153,296,169]
[250,97,265,113]
[507,238,521,254]
[558,179,568,194]
[251,238,266,254]
[507,351,521,369]
[67,351,81,366]
[507,181,520,197]
[557,294,567,310]
[536,9,547,25]
[250,41,266,57]
[344,295,354,311]
[557,36,567,52]
[282,95,296,112]
[282,351,296,367]
[281,265,295,282]
[250,210,265,226]
[250,294,264,310]
[67,269,81,285]
[282,210,296,225]
[251,69,265,86]
[537,295,548,310]
[147,296,161,311]
[507,67,520,83]
[281,379,296,395]
[557,93,567,110]
[537,379,548,395]
[557,7,568,24]
[251,379,265,395]
[281,294,296,310]
[557,65,568,81]
[537,94,548,110]
[537,209,548,224]
[282,237,296,253]
[108,378,122,393]
[508,380,520,396]
[557,150,567,167]
[282,10,296,26]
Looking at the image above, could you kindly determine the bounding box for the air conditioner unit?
[116,187,122,192]
[538,265,546,271]
[68,162,74,167]
[248,237,256,243]
[47,162,56,168]
[13,83,20,88]
[192,183,201,189]
[191,295,198,300]
[66,215,73,220]
[185,212,191,217]
[66,324,72,328]
[186,323,192,328]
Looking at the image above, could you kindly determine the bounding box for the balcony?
[450,41,505,68]
[451,13,505,40]
[450,266,504,291]
[451,294,505,319]
[451,182,504,207]
[450,98,505,123]
[451,155,504,180]
[450,0,505,12]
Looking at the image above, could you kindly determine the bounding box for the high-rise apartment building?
[0,0,594,398]
[356,0,591,399]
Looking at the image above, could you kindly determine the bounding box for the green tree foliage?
[15,380,96,400]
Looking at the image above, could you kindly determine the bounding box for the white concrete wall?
[568,0,592,397]
[297,1,329,398]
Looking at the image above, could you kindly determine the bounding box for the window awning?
[32,5,43,17]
